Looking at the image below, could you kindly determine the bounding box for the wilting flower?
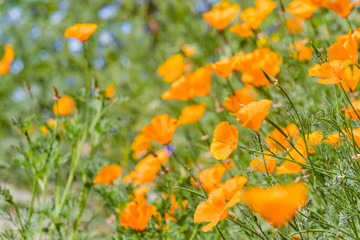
[223,87,257,112]
[123,150,169,185]
[232,48,282,87]
[287,0,325,19]
[340,66,360,92]
[289,39,313,61]
[308,60,351,84]
[120,201,157,231]
[132,185,149,204]
[277,147,307,174]
[231,99,272,131]
[249,151,277,174]
[296,131,323,154]
[194,188,241,232]
[206,57,233,78]
[64,23,98,42]
[53,95,75,116]
[93,164,122,185]
[0,45,14,75]
[142,114,180,145]
[229,0,276,38]
[242,182,308,227]
[285,18,304,34]
[327,30,360,64]
[210,121,238,160]
[220,176,247,200]
[179,104,206,124]
[157,54,186,82]
[265,124,299,152]
[131,133,152,159]
[324,133,341,146]
[202,0,240,30]
[161,67,211,101]
[104,84,115,98]
[194,161,235,193]
[344,100,360,121]
[182,44,196,57]
[323,0,358,18]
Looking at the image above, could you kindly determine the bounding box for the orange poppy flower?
[179,104,206,124]
[340,66,360,92]
[93,164,122,185]
[231,99,272,131]
[210,121,238,160]
[0,45,14,75]
[123,150,169,185]
[206,57,233,78]
[40,119,65,134]
[194,161,235,193]
[157,54,186,82]
[242,182,308,227]
[53,95,75,116]
[344,100,360,121]
[133,186,149,204]
[161,67,211,101]
[324,133,341,146]
[296,131,323,154]
[285,18,304,34]
[64,23,97,42]
[104,84,115,98]
[223,87,256,112]
[250,151,277,174]
[308,60,351,84]
[168,194,188,217]
[352,128,360,147]
[290,39,313,61]
[131,133,152,159]
[142,114,180,145]
[202,0,240,30]
[327,30,360,64]
[220,176,247,201]
[120,201,157,231]
[182,44,196,57]
[232,48,282,87]
[323,0,358,18]
[265,124,299,152]
[194,188,241,232]
[287,0,325,19]
[276,147,307,174]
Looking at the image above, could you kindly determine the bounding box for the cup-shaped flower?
[157,54,186,82]
[64,23,97,42]
[53,95,75,116]
[0,45,14,75]
[210,121,238,160]
[220,176,247,200]
[120,201,157,231]
[179,104,206,124]
[142,114,180,145]
[202,0,240,30]
[276,146,307,174]
[93,164,122,185]
[249,151,277,173]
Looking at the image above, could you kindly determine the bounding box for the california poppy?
[289,39,313,61]
[182,44,196,57]
[276,147,307,174]
[93,164,122,185]
[131,133,152,159]
[40,119,65,134]
[64,23,97,42]
[0,45,14,75]
[179,104,206,124]
[220,176,248,200]
[53,95,75,116]
[223,87,257,112]
[340,66,360,92]
[344,100,360,121]
[202,0,240,30]
[142,114,180,145]
[296,131,323,154]
[308,60,351,84]
[324,133,341,146]
[285,18,304,34]
[242,182,308,227]
[323,0,358,18]
[230,99,272,131]
[120,201,157,231]
[133,185,149,204]
[287,0,325,19]
[104,84,115,98]
[194,188,241,232]
[249,151,277,173]
[351,128,360,147]
[206,57,233,78]
[157,54,186,82]
[327,30,360,64]
[210,121,238,160]
[265,124,299,152]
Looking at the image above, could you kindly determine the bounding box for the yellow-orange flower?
[120,201,157,231]
[277,147,307,174]
[194,188,241,232]
[344,100,360,121]
[40,119,65,134]
[265,124,299,152]
[323,0,358,18]
[182,44,196,57]
[230,99,272,131]
[242,182,308,227]
[220,176,247,200]
[249,151,277,174]
[210,121,238,160]
[64,23,97,42]
[157,54,186,82]
[308,60,351,84]
[132,186,149,204]
[53,95,75,116]
[287,0,325,19]
[202,0,240,30]
[131,133,152,159]
[327,30,360,64]
[0,45,14,75]
[324,133,341,146]
[104,84,115,98]
[340,66,360,92]
[223,87,256,112]
[142,114,180,145]
[285,18,304,34]
[93,164,122,185]
[289,39,313,61]
[206,57,233,78]
[351,128,360,147]
[179,104,206,124]
[296,131,323,154]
